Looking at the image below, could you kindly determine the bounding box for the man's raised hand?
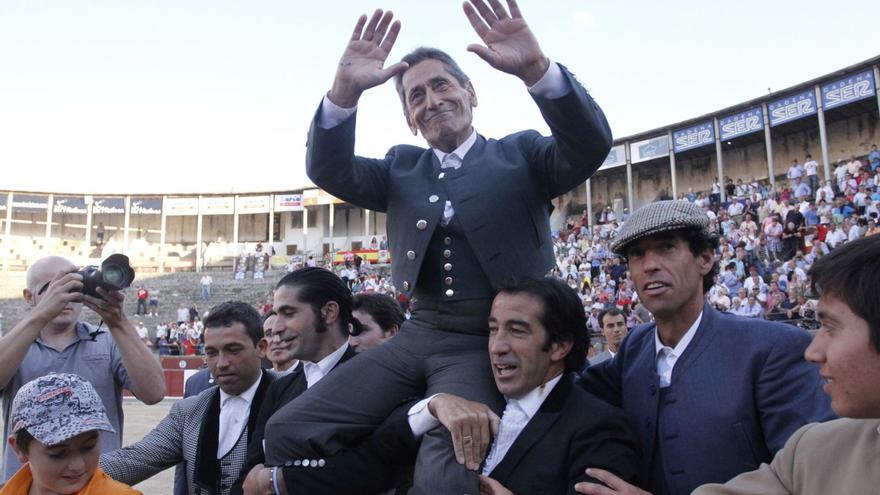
[328,9,408,108]
[463,0,549,86]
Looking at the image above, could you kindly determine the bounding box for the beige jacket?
[694,418,880,495]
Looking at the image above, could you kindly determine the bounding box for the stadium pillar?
[159,197,167,272]
[714,118,725,203]
[196,196,203,273]
[625,142,634,212]
[123,196,131,255]
[815,86,832,182]
[762,103,775,190]
[328,202,335,254]
[3,192,11,271]
[585,179,592,228]
[232,196,240,246]
[302,207,309,256]
[668,129,678,199]
[84,200,93,256]
[45,194,54,243]
[364,208,370,238]
[875,66,880,114]
[268,204,275,247]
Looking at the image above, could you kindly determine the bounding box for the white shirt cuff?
[527,60,571,100]
[407,393,443,437]
[317,94,357,129]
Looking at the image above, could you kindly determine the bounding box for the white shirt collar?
[654,311,703,358]
[303,342,349,388]
[219,371,262,408]
[432,129,477,163]
[507,373,563,421]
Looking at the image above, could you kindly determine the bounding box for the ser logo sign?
[822,71,875,111]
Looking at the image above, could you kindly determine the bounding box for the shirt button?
[444,263,452,271]
[416,220,428,230]
[429,195,439,203]
[445,289,454,297]
[403,281,410,291]
[406,250,416,260]
[443,250,452,258]
[439,172,446,179]
[444,277,453,285]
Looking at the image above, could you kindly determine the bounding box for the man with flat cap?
[572,200,833,495]
[263,0,612,492]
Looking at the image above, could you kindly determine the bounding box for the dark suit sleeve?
[524,64,613,200]
[281,399,420,495]
[578,354,624,408]
[567,402,642,494]
[229,386,279,495]
[305,107,393,213]
[755,329,834,454]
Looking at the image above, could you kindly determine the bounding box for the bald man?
[0,256,165,482]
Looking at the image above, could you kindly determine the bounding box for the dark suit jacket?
[230,345,358,494]
[580,303,833,495]
[306,64,612,297]
[276,374,641,495]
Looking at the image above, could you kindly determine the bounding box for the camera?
[77,254,136,298]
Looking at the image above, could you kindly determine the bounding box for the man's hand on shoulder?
[328,9,409,108]
[428,393,499,471]
[575,468,651,495]
[462,0,549,86]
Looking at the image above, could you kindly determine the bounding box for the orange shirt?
[0,465,141,495]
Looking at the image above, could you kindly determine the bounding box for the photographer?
[0,256,165,483]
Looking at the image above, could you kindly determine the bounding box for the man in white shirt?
[787,159,804,181]
[803,154,819,193]
[200,274,213,302]
[575,200,831,495]
[101,302,273,495]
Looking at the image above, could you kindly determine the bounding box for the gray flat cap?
[610,200,710,255]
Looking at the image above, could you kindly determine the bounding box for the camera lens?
[103,266,124,286]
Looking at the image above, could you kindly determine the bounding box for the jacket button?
[318,459,326,467]
[445,289,454,297]
[402,281,410,291]
[444,263,452,271]
[309,460,318,467]
[429,195,439,203]
[294,460,302,466]
[443,236,452,245]
[416,220,428,230]
[406,250,416,260]
[444,277,453,285]
[443,250,452,258]
[438,172,445,179]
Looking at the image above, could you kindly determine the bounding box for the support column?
[815,85,832,182]
[123,196,131,255]
[84,200,93,253]
[874,65,880,113]
[232,196,240,246]
[585,179,593,227]
[328,203,335,253]
[159,197,167,272]
[196,196,203,272]
[668,130,678,199]
[268,205,275,246]
[714,118,726,203]
[45,194,54,243]
[762,103,775,190]
[625,142,634,212]
[303,207,309,256]
[364,208,370,237]
[3,193,12,272]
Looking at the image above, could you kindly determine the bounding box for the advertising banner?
[53,196,87,215]
[598,145,627,171]
[768,90,817,127]
[12,194,48,213]
[719,107,764,140]
[236,195,272,214]
[165,197,199,216]
[630,135,669,164]
[821,69,876,111]
[673,121,715,153]
[130,198,162,215]
[92,197,126,215]
[273,193,304,212]
[199,196,235,215]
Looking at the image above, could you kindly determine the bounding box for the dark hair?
[809,235,880,352]
[276,267,360,337]
[598,307,626,328]
[496,276,588,373]
[203,301,264,346]
[393,47,470,111]
[352,293,405,335]
[15,429,34,454]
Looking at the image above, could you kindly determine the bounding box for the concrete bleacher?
[0,269,286,334]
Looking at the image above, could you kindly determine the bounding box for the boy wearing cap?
[2,373,140,494]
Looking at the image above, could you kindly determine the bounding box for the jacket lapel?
[669,302,719,382]
[193,389,221,492]
[487,375,570,482]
